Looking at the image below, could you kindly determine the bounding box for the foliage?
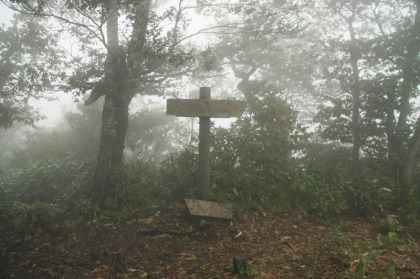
[0,123,26,168]
[66,151,198,210]
[355,251,383,279]
[151,78,417,219]
[58,163,95,214]
[159,147,199,200]
[289,165,348,216]
[108,160,161,209]
[314,96,353,145]
[0,13,65,128]
[291,143,402,217]
[62,100,103,160]
[1,156,89,204]
[5,102,102,168]
[314,0,420,206]
[290,144,349,215]
[0,0,419,226]
[125,101,189,164]
[347,170,398,217]
[10,201,60,231]
[0,156,92,231]
[381,232,402,247]
[210,81,296,205]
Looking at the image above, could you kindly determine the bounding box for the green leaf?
[355,258,366,279]
[387,264,396,275]
[367,250,382,261]
[233,188,239,198]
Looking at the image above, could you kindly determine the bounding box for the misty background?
[0,0,419,228]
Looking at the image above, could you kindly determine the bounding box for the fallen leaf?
[234,231,243,238]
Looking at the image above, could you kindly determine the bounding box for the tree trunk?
[230,62,259,107]
[89,0,152,203]
[90,1,130,203]
[399,118,420,204]
[395,0,420,205]
[90,94,129,203]
[348,18,361,174]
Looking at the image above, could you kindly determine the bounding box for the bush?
[288,164,348,216]
[0,156,92,231]
[346,169,397,217]
[159,148,199,200]
[209,81,296,205]
[1,156,89,204]
[288,144,351,216]
[11,201,59,231]
[292,144,400,217]
[107,160,162,209]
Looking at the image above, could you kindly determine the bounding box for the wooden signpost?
[167,87,246,219]
[184,199,233,219]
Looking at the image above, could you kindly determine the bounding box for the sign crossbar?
[166,87,245,219]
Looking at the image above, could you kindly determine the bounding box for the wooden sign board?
[167,99,246,118]
[167,87,246,200]
[185,199,233,219]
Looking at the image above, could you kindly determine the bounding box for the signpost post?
[167,87,246,219]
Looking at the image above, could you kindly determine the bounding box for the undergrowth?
[1,143,419,234]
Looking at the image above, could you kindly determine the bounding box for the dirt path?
[1,205,419,278]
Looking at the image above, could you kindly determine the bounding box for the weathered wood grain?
[167,99,246,118]
[185,199,233,219]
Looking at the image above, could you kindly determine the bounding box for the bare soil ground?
[1,204,419,278]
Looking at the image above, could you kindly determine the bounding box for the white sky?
[0,2,14,24]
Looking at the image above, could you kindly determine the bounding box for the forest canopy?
[0,0,419,228]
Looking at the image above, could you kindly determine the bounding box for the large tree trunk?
[89,0,151,203]
[395,0,420,205]
[90,94,129,203]
[347,16,362,174]
[399,118,420,204]
[90,1,130,203]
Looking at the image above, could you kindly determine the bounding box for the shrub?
[12,201,59,231]
[288,164,348,216]
[2,156,89,204]
[346,171,397,217]
[210,81,296,205]
[107,160,162,209]
[0,156,92,230]
[159,148,200,200]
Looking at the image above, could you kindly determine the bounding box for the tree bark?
[90,94,130,203]
[347,15,362,174]
[395,0,420,205]
[230,61,259,106]
[89,0,152,203]
[90,0,130,203]
[399,117,420,204]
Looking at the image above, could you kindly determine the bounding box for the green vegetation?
[1,90,419,232]
[1,74,420,230]
[1,0,420,277]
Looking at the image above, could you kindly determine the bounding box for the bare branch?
[175,23,243,46]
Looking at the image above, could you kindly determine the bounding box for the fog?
[0,1,419,277]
